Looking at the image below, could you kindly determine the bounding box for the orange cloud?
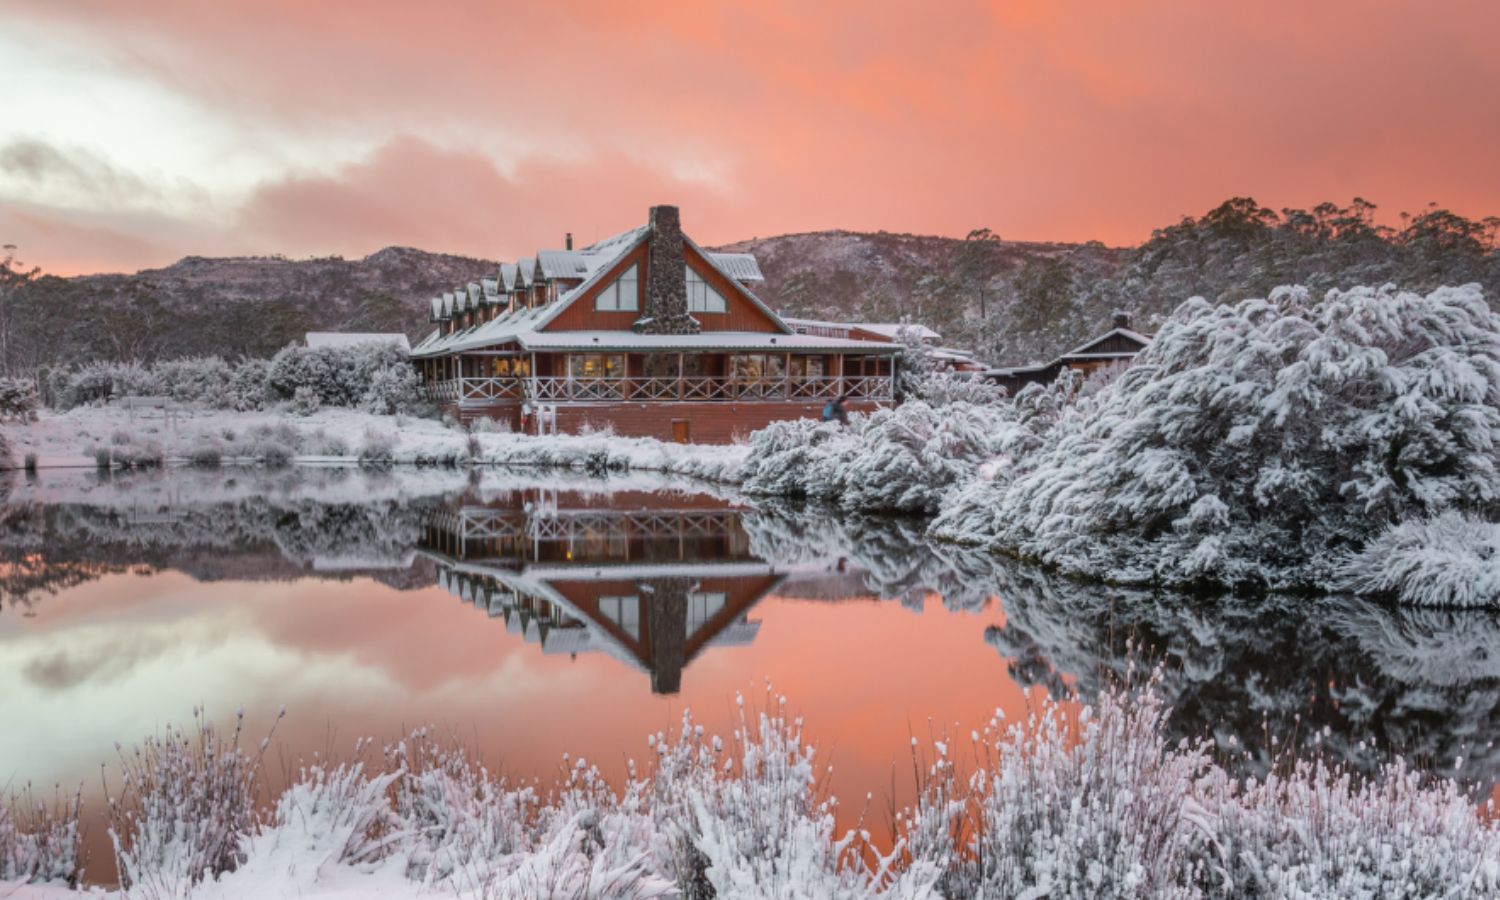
[4,0,1499,274]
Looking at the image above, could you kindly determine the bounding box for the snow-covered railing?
[429,374,893,405]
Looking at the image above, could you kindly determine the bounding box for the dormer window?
[595,263,640,312]
[686,267,726,313]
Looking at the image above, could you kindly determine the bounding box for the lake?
[3,466,1499,882]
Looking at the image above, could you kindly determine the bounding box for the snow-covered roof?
[515,331,901,353]
[537,249,592,280]
[516,258,535,287]
[305,332,411,353]
[705,252,764,283]
[499,263,519,292]
[1062,327,1152,358]
[783,317,941,343]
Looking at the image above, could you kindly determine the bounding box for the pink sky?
[2,0,1498,274]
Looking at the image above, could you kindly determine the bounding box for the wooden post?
[783,351,791,399]
[677,352,684,400]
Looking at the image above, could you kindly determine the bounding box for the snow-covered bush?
[1338,511,1500,607]
[896,326,1007,407]
[361,363,425,415]
[225,358,271,411]
[741,400,1022,514]
[0,376,39,422]
[935,284,1500,592]
[0,787,81,886]
[289,385,321,416]
[152,357,235,405]
[107,707,281,896]
[267,342,417,412]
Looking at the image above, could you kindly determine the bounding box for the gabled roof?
[466,282,483,305]
[429,297,443,320]
[1061,327,1152,359]
[537,249,592,280]
[499,263,519,292]
[516,258,535,287]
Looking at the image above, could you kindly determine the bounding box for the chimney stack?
[565,232,573,251]
[1112,311,1131,330]
[634,205,700,335]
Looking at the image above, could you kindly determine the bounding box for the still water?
[3,466,1499,879]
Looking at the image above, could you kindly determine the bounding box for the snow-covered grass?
[1,406,744,482]
[0,786,80,887]
[1337,511,1500,607]
[4,681,1499,898]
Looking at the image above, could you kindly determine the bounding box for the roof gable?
[1063,327,1153,358]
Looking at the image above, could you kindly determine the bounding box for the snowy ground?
[1,406,746,482]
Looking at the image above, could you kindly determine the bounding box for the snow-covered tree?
[935,284,1500,593]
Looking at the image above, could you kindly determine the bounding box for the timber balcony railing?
[427,374,893,405]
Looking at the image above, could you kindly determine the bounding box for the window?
[599,596,640,640]
[595,264,639,311]
[687,592,727,633]
[686,266,727,313]
[732,354,785,382]
[789,356,826,379]
[568,353,624,379]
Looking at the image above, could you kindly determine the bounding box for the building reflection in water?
[419,488,781,694]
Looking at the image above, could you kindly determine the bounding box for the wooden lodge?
[412,205,901,443]
[417,486,777,694]
[982,313,1152,395]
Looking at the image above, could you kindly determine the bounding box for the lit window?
[686,267,727,313]
[595,264,639,311]
[568,353,624,379]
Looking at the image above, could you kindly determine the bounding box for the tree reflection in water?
[4,468,1499,794]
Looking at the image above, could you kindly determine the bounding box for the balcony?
[427,374,892,405]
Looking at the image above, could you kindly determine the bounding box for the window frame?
[594,263,640,312]
[685,266,727,314]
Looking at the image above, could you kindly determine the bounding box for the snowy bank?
[933,284,1500,599]
[4,681,1498,898]
[1,406,744,481]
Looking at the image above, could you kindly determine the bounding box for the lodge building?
[413,205,901,443]
[981,313,1152,395]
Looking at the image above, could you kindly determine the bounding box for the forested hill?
[0,247,499,371]
[1,198,1496,375]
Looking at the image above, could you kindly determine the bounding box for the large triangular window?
[686,266,727,313]
[594,263,639,311]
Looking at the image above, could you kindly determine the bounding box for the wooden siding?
[683,243,784,333]
[543,239,783,334]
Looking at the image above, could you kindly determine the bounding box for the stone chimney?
[1112,311,1131,330]
[643,576,692,695]
[634,205,700,335]
[565,232,573,251]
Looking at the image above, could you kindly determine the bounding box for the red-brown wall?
[447,399,879,444]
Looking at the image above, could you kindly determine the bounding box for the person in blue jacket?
[822,392,849,426]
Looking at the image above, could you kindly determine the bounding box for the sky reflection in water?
[2,466,1499,879]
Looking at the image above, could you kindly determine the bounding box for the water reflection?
[3,467,1500,798]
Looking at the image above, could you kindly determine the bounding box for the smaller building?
[983,313,1151,395]
[305,332,412,353]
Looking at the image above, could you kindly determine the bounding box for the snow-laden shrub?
[152,357,235,405]
[935,284,1500,591]
[289,385,321,416]
[361,363,425,415]
[0,786,81,885]
[741,401,1023,514]
[1338,511,1500,607]
[107,707,281,897]
[267,342,416,411]
[895,325,1007,407]
[0,376,39,422]
[226,358,271,411]
[900,671,1212,898]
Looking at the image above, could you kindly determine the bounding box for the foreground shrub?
[106,707,281,895]
[935,284,1500,593]
[79,683,1500,898]
[0,786,81,885]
